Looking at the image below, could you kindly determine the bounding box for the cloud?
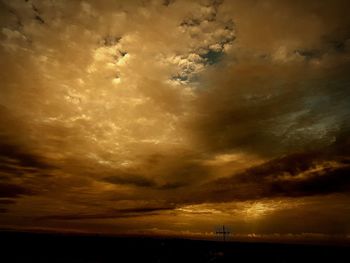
[103,174,157,188]
[193,152,350,202]
[0,182,33,198]
[38,206,175,221]
[103,174,188,190]
[0,208,9,213]
[0,0,349,237]
[183,0,350,157]
[0,140,54,174]
[190,57,350,157]
[0,199,16,205]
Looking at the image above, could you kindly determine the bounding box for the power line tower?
[216,225,230,242]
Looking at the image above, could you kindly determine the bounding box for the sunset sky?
[0,0,350,241]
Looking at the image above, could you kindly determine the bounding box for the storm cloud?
[0,0,349,240]
[193,151,350,203]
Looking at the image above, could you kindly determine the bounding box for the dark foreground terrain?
[1,231,349,263]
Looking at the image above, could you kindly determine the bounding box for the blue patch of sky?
[201,49,224,65]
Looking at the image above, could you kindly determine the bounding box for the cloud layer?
[0,0,349,240]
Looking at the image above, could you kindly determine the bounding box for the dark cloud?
[157,181,187,190]
[188,0,350,159]
[162,0,175,7]
[192,67,304,155]
[0,142,51,170]
[39,206,174,221]
[295,49,323,60]
[192,57,350,156]
[0,208,8,213]
[0,182,33,198]
[180,17,201,27]
[295,29,350,61]
[0,200,13,213]
[271,165,350,196]
[0,140,54,176]
[34,14,44,24]
[100,35,121,47]
[193,152,350,202]
[0,106,55,176]
[0,199,16,205]
[103,169,191,190]
[103,174,157,188]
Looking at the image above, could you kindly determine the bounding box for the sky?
[0,0,350,242]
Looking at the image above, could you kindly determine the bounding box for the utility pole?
[216,225,230,242]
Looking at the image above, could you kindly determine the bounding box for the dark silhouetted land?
[1,231,349,262]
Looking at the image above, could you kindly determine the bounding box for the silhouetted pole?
[216,225,230,241]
